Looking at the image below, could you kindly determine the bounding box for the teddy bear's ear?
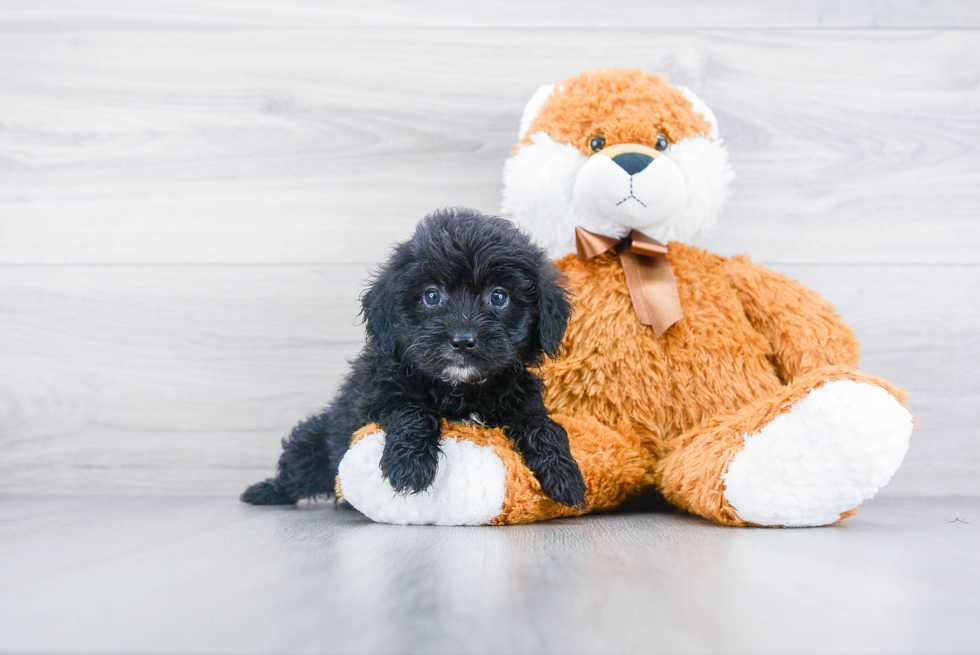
[678,86,720,139]
[517,83,556,141]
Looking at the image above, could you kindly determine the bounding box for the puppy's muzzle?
[450,330,478,352]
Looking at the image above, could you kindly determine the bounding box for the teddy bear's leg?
[655,365,913,527]
[336,415,653,525]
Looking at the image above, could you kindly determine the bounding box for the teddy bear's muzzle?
[572,142,688,236]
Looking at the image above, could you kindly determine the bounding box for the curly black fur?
[241,208,587,509]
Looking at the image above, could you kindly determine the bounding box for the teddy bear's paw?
[722,380,913,527]
[336,430,508,525]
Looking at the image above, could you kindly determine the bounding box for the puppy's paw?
[379,435,441,494]
[537,458,588,510]
[514,419,588,510]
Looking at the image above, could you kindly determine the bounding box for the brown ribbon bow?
[575,226,683,337]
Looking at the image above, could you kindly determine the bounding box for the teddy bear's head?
[501,69,733,256]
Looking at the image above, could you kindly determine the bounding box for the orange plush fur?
[482,245,904,526]
[521,69,712,155]
[499,71,907,525]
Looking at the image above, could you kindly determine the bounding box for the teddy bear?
[335,68,914,527]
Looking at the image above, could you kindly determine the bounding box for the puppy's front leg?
[509,416,587,510]
[377,406,442,495]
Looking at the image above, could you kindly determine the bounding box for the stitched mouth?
[615,177,647,207]
[616,194,646,207]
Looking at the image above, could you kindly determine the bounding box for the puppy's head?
[361,208,571,385]
[502,69,734,256]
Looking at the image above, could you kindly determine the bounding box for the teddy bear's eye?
[655,134,670,152]
[589,135,606,152]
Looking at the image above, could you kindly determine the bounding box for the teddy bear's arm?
[336,416,653,525]
[725,256,860,383]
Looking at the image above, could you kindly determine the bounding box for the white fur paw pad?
[722,380,913,527]
[337,431,507,526]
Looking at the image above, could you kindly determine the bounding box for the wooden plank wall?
[1,1,978,496]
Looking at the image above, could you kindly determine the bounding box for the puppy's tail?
[240,477,298,505]
[240,411,338,506]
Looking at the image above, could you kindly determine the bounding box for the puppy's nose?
[450,331,478,351]
[612,152,653,176]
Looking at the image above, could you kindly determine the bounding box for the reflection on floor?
[0,496,976,654]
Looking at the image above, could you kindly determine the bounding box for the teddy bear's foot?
[657,367,914,527]
[722,379,912,527]
[337,429,508,525]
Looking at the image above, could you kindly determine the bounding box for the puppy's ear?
[535,258,572,360]
[360,267,398,356]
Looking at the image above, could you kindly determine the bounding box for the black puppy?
[241,208,587,509]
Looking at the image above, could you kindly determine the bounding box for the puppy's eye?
[423,287,442,307]
[489,288,509,308]
[655,134,669,152]
[589,135,606,153]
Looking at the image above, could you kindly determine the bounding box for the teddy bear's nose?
[612,152,654,176]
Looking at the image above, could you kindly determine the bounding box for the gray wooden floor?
[0,496,977,655]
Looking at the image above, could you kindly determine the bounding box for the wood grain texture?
[0,496,978,654]
[0,263,974,496]
[0,4,976,498]
[0,29,978,264]
[0,264,367,494]
[3,0,980,29]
